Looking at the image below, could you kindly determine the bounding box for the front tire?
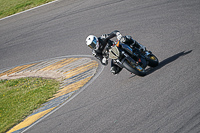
[148,54,159,67]
[123,60,146,76]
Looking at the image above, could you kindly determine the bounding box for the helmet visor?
[89,37,98,49]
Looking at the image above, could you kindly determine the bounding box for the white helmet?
[86,35,99,50]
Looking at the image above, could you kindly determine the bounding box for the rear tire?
[123,60,146,76]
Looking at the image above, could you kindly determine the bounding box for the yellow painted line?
[49,76,92,100]
[7,107,56,133]
[40,58,80,71]
[64,61,98,79]
[0,63,37,77]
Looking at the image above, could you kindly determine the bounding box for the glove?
[116,32,122,40]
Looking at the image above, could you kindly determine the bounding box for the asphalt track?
[0,0,200,132]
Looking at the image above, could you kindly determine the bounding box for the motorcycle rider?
[86,30,146,75]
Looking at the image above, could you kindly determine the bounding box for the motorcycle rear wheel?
[123,60,146,76]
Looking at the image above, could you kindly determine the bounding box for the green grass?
[0,0,54,19]
[0,77,60,133]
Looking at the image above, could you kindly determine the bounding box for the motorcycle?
[108,41,159,76]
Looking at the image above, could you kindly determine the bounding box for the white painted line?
[0,0,59,21]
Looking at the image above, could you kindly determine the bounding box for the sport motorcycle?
[108,41,159,76]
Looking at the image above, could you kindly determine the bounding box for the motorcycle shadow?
[146,50,192,75]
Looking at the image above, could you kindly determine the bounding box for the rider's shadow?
[146,50,193,75]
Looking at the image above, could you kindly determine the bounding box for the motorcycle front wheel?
[123,60,146,76]
[148,54,159,67]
